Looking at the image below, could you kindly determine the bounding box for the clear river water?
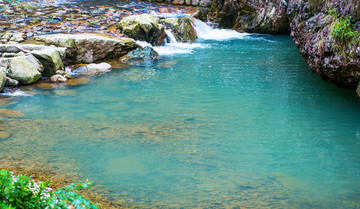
[1,22,360,208]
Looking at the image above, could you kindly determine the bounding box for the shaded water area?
[1,35,360,208]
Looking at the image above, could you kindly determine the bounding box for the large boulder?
[119,14,166,46]
[34,33,139,64]
[21,44,66,77]
[161,17,198,42]
[5,53,43,84]
[208,0,289,34]
[0,44,66,78]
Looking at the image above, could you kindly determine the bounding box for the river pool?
[1,27,360,208]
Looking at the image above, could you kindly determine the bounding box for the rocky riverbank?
[0,1,200,93]
[1,0,359,94]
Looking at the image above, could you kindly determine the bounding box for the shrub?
[0,169,98,209]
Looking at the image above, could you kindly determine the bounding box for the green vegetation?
[308,0,360,18]
[0,169,98,209]
[328,9,360,45]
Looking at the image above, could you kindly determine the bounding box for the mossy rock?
[119,14,166,46]
[161,17,197,42]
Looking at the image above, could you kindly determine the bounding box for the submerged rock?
[53,90,75,96]
[121,46,159,63]
[156,60,179,68]
[35,33,139,64]
[36,82,57,90]
[66,77,90,86]
[161,17,197,42]
[0,109,25,118]
[0,131,11,140]
[119,14,166,46]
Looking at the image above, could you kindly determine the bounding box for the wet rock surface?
[287,0,360,88]
[208,0,290,34]
[119,14,166,46]
[161,17,197,42]
[121,46,159,64]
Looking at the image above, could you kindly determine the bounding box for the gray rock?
[5,77,18,86]
[35,33,139,64]
[21,44,66,77]
[199,0,211,7]
[1,32,13,42]
[50,74,67,83]
[87,63,112,73]
[7,53,43,84]
[72,62,112,75]
[119,14,166,46]
[161,17,198,42]
[121,46,159,64]
[9,33,25,43]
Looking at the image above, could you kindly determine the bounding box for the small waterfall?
[192,19,213,39]
[192,18,249,41]
[165,29,178,43]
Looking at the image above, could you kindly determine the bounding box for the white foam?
[153,42,207,56]
[193,19,250,41]
[165,30,178,43]
[0,89,31,97]
[136,40,206,56]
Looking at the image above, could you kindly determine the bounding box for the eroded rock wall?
[288,0,360,88]
[208,0,290,34]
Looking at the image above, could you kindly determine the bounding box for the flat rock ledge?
[34,33,139,64]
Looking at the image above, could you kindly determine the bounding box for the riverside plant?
[0,169,99,209]
[328,9,360,47]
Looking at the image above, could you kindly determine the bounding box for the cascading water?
[165,29,178,43]
[151,19,251,56]
[192,18,249,40]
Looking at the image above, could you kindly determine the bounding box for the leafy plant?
[0,169,98,209]
[329,11,360,45]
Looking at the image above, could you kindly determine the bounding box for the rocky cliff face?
[208,0,290,34]
[288,0,360,88]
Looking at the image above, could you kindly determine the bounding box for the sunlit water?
[1,33,360,208]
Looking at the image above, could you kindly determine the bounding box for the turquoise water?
[1,35,360,208]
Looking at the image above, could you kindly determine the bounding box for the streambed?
[1,30,360,208]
